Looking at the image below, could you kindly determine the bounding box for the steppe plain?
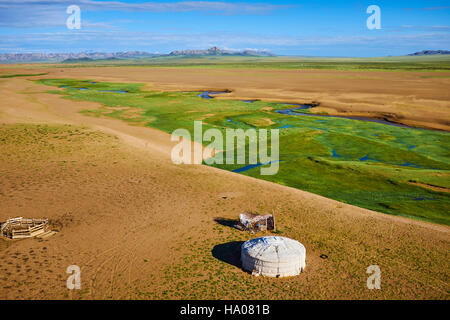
[0,56,449,299]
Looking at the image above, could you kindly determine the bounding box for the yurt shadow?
[212,241,244,269]
[213,217,238,229]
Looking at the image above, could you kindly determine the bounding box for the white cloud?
[0,0,292,28]
[422,6,450,11]
[1,30,449,53]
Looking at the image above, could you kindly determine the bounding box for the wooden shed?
[236,212,275,233]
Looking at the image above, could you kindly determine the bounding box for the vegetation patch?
[38,78,450,225]
[0,73,48,78]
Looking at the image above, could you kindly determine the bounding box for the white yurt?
[241,236,306,277]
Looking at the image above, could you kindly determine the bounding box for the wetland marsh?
[38,78,450,225]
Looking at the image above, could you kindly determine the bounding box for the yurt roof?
[241,236,305,263]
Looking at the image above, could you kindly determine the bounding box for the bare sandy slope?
[1,65,449,130]
[0,76,449,300]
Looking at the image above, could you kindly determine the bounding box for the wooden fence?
[1,217,49,239]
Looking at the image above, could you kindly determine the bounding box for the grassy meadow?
[139,55,450,71]
[38,78,450,225]
[30,54,450,72]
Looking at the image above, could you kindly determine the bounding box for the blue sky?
[0,0,449,56]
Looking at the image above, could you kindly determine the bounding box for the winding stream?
[198,92,421,130]
[275,104,415,129]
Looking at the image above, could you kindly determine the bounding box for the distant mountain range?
[3,48,447,63]
[0,51,157,63]
[0,47,275,63]
[408,50,450,56]
[169,46,275,57]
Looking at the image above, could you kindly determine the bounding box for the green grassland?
[0,73,48,78]
[49,55,450,72]
[38,78,450,225]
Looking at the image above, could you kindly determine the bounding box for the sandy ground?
[1,65,449,130]
[0,73,449,300]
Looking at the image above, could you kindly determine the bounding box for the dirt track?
[0,72,449,299]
